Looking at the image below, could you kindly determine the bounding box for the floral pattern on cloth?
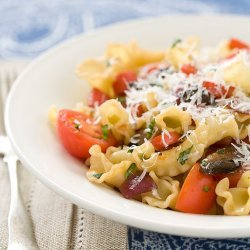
[128,228,250,250]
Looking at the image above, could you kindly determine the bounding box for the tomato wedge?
[180,63,197,75]
[113,70,137,96]
[229,38,249,50]
[202,81,235,99]
[175,163,217,214]
[151,132,180,151]
[57,109,117,159]
[88,88,109,108]
[214,170,243,188]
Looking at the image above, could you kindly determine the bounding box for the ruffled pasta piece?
[77,42,164,97]
[77,58,119,97]
[155,106,192,134]
[223,52,250,94]
[153,113,239,177]
[234,113,250,139]
[107,141,158,171]
[216,40,232,58]
[48,105,58,128]
[105,41,164,71]
[105,146,134,164]
[142,171,180,209]
[216,171,250,215]
[235,112,250,123]
[146,92,158,109]
[131,141,159,170]
[98,99,134,143]
[88,142,158,188]
[87,145,132,188]
[239,125,248,140]
[165,37,200,68]
[134,117,146,131]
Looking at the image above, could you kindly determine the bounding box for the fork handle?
[7,155,39,250]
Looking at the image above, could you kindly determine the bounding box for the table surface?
[1,1,250,249]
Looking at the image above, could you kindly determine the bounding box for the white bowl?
[5,14,250,238]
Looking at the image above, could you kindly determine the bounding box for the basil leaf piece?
[201,159,209,167]
[217,148,225,154]
[177,146,193,165]
[203,185,211,192]
[93,173,103,179]
[74,123,80,130]
[127,148,134,153]
[101,124,109,140]
[171,39,182,48]
[117,96,126,105]
[106,60,111,67]
[125,163,137,179]
[146,118,155,139]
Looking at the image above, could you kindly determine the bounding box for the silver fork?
[0,66,38,250]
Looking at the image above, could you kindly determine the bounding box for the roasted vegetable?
[119,172,156,199]
[200,146,242,174]
[179,86,213,105]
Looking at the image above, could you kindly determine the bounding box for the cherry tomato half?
[57,109,117,159]
[229,38,249,50]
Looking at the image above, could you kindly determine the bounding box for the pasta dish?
[49,37,250,215]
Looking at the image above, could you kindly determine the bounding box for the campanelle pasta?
[216,171,250,215]
[52,37,250,215]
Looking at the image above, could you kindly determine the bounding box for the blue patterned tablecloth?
[2,1,250,249]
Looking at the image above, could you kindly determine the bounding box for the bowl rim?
[5,14,250,238]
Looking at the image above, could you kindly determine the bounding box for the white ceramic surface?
[5,15,250,238]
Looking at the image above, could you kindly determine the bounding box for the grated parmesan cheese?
[129,168,147,190]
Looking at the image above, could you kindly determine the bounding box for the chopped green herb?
[146,118,155,139]
[105,60,111,67]
[74,119,81,130]
[101,124,109,140]
[177,146,193,165]
[127,148,134,153]
[149,83,163,88]
[203,185,211,192]
[171,39,182,48]
[138,153,144,160]
[74,123,81,130]
[217,148,225,154]
[125,163,137,179]
[93,173,103,179]
[117,96,126,105]
[201,159,209,167]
